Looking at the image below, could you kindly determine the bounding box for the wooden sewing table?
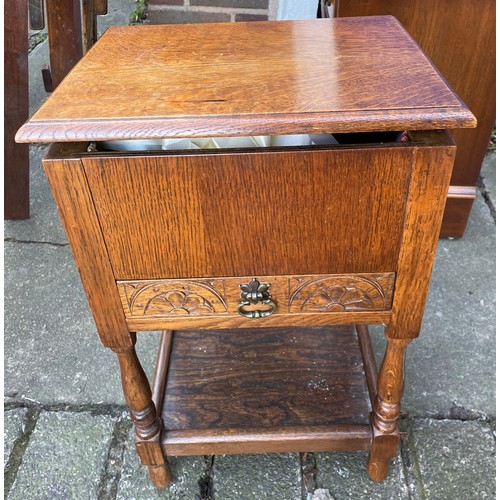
[17,16,475,487]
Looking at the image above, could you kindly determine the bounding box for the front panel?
[83,145,414,280]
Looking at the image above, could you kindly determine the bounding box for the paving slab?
[116,429,204,499]
[4,408,28,467]
[97,0,137,34]
[4,241,162,404]
[409,418,495,500]
[8,411,115,500]
[316,451,409,500]
[480,152,496,209]
[402,194,495,418]
[213,453,302,499]
[311,489,334,500]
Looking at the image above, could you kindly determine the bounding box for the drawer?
[83,145,414,280]
[117,272,395,325]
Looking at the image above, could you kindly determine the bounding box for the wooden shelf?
[152,325,376,456]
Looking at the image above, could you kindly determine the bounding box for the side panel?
[43,156,131,348]
[387,131,456,339]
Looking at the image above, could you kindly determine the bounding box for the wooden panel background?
[338,0,493,237]
[83,146,414,279]
[339,0,494,188]
[44,0,83,91]
[5,0,30,219]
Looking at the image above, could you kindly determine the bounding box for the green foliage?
[130,0,147,23]
[488,127,496,153]
[28,32,48,52]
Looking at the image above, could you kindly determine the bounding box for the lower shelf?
[151,325,376,456]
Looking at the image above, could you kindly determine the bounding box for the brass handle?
[236,278,277,318]
[237,298,277,318]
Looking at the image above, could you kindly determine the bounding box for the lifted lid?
[16,16,475,143]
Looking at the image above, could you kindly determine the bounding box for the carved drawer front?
[117,273,395,319]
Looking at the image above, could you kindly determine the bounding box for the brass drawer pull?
[237,278,277,318]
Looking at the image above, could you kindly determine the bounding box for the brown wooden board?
[82,0,108,53]
[82,146,413,279]
[160,326,371,432]
[162,425,372,456]
[44,0,83,91]
[28,0,44,30]
[126,310,392,332]
[16,16,475,143]
[5,0,30,219]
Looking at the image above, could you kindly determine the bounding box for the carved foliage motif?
[118,273,394,319]
[288,275,393,313]
[119,280,228,317]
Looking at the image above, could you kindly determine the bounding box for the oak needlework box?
[17,16,475,487]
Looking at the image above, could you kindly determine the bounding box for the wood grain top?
[17,16,475,143]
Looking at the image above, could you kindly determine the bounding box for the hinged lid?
[16,16,475,143]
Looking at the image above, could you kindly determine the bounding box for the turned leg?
[113,333,172,488]
[368,336,411,482]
